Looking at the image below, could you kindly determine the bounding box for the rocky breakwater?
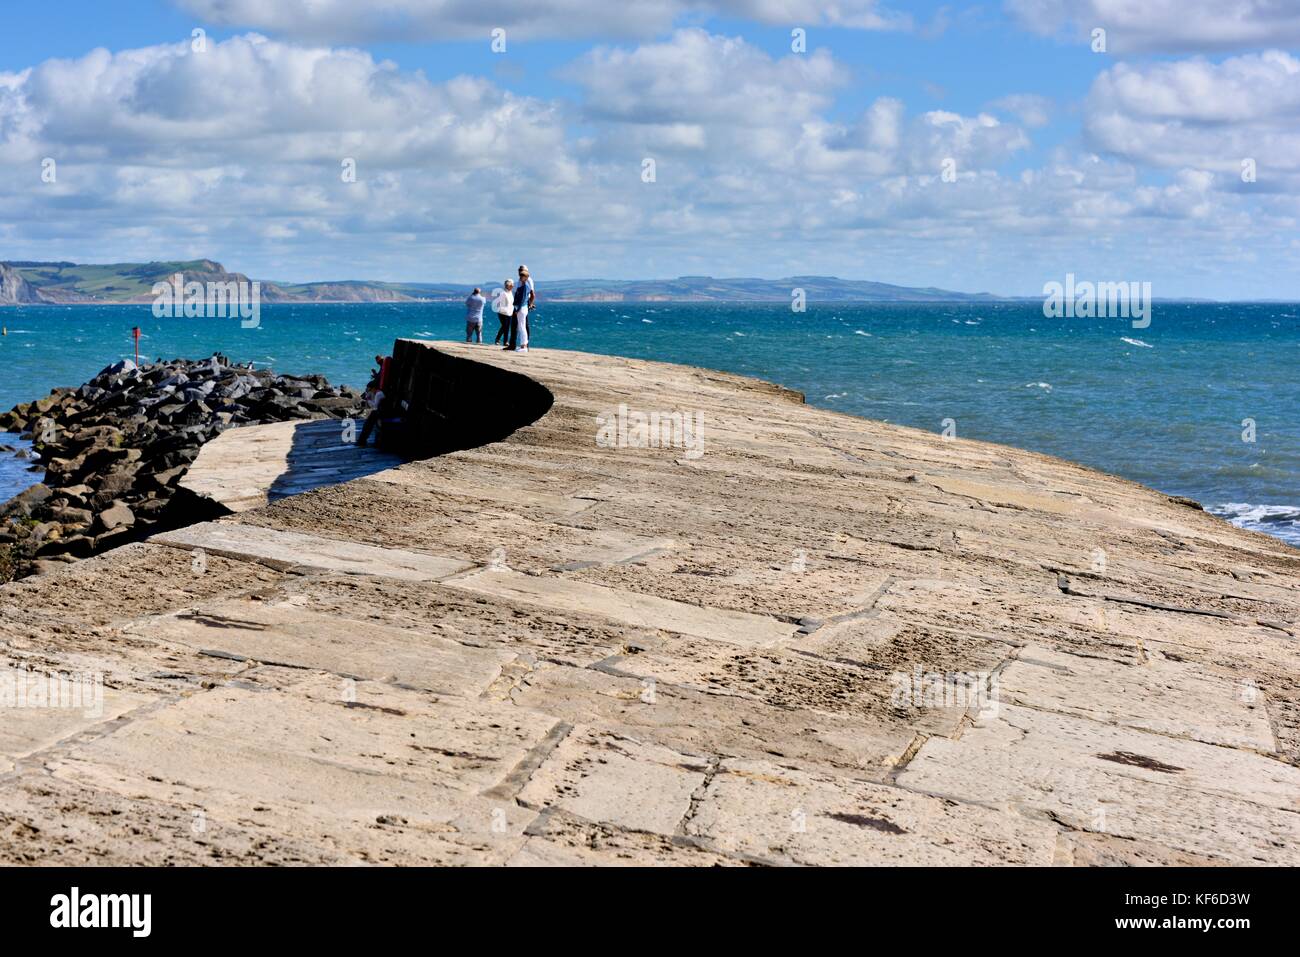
[0,355,366,580]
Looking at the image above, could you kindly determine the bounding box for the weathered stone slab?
[897,704,1300,863]
[0,542,289,630]
[0,764,533,865]
[55,675,560,825]
[365,469,596,518]
[999,644,1275,751]
[181,419,403,512]
[506,807,742,866]
[443,568,798,647]
[593,633,973,738]
[179,420,300,511]
[906,702,1300,810]
[544,531,677,569]
[517,726,708,835]
[152,521,470,580]
[124,598,518,698]
[685,758,1057,865]
[1061,830,1229,867]
[508,663,917,772]
[0,664,152,769]
[929,474,1100,517]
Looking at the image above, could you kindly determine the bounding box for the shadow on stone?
[270,420,404,503]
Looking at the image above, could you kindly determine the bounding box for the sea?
[1,301,1296,548]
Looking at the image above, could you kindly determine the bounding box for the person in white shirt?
[492,280,514,345]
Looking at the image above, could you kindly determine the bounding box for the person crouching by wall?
[358,378,384,448]
[493,280,514,345]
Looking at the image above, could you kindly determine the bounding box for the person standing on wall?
[506,265,534,353]
[465,287,486,343]
[492,280,514,346]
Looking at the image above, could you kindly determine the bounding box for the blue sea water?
[1,301,1297,547]
[0,433,37,503]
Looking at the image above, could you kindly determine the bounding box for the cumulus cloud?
[173,0,909,42]
[1006,0,1300,53]
[1085,51,1300,181]
[0,35,566,171]
[570,30,842,126]
[566,29,1028,178]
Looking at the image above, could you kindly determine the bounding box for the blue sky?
[1,0,1298,297]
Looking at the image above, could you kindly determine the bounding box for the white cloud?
[987,93,1054,128]
[173,0,909,42]
[566,30,1029,176]
[1085,51,1300,179]
[0,35,567,172]
[569,30,843,126]
[1007,0,1300,53]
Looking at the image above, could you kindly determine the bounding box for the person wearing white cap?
[506,264,535,352]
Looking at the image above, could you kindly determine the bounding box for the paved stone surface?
[0,664,152,774]
[121,598,519,698]
[443,568,800,648]
[516,726,708,835]
[153,521,471,580]
[181,419,404,512]
[896,704,1300,864]
[684,758,1059,866]
[999,643,1275,750]
[2,340,1298,865]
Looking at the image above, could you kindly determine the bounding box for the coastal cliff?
[0,263,43,305]
[0,342,1296,865]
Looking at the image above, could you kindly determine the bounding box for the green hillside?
[11,260,242,303]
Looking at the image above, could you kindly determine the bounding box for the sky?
[1,0,1298,298]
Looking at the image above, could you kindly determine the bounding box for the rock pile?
[0,354,367,580]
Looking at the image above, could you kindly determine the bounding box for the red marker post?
[132,326,141,367]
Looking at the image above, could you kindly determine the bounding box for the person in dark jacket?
[505,265,535,352]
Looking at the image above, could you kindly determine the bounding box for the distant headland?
[0,259,1003,305]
